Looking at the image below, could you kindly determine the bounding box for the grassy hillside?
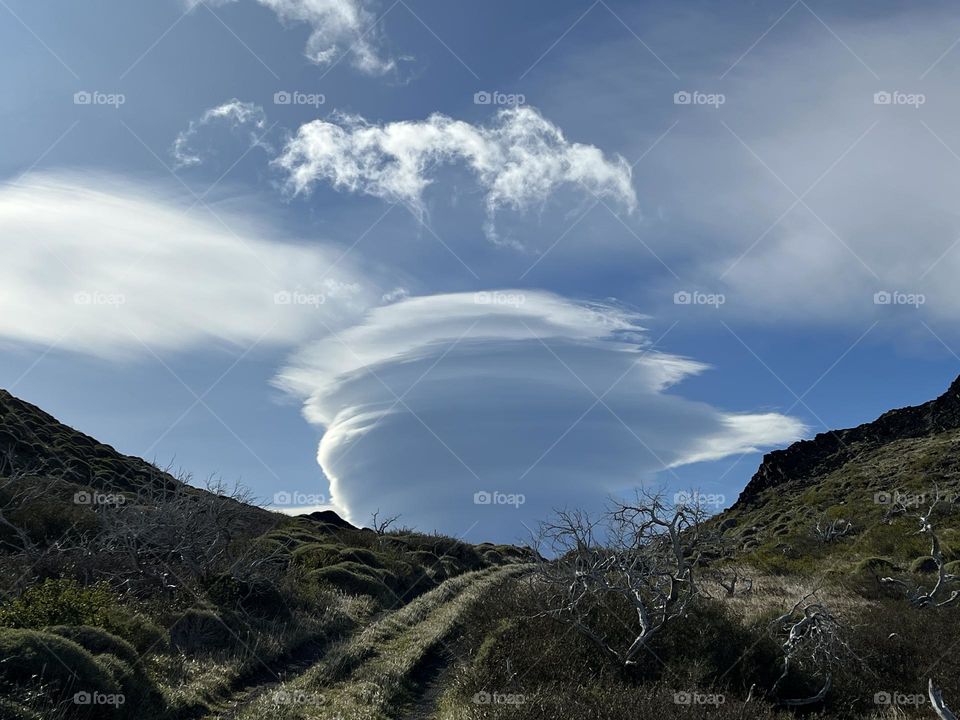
[0,389,532,719]
[711,377,960,578]
[3,380,960,719]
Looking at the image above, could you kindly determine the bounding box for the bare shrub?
[529,490,713,666]
[881,494,960,608]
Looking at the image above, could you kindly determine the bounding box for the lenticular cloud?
[275,291,805,539]
[0,173,373,357]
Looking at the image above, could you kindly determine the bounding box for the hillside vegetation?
[0,390,531,719]
[3,380,960,719]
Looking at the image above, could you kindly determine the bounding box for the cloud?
[275,291,805,538]
[380,286,409,303]
[275,107,637,242]
[558,5,960,329]
[190,0,400,75]
[173,99,270,168]
[0,172,375,357]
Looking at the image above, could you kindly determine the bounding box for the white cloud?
[565,7,960,329]
[275,107,638,241]
[0,172,375,357]
[275,291,805,536]
[173,99,270,168]
[380,286,409,303]
[190,0,399,74]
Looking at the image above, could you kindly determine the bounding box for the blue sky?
[2,0,960,543]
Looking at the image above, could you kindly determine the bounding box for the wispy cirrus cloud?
[274,107,638,242]
[275,291,805,535]
[187,0,402,75]
[172,99,271,168]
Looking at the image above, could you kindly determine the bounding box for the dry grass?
[231,566,528,720]
[701,569,873,623]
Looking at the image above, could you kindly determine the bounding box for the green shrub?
[0,579,116,629]
[910,555,939,573]
[207,573,289,619]
[43,625,139,667]
[310,563,391,601]
[100,608,166,654]
[41,626,164,714]
[0,628,119,699]
[95,653,163,714]
[290,542,341,570]
[8,497,98,545]
[410,550,440,565]
[832,600,960,715]
[853,557,897,575]
[337,547,383,567]
[168,608,231,653]
[0,579,164,654]
[856,520,929,559]
[482,549,504,564]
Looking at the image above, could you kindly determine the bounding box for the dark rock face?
[306,509,359,530]
[735,375,960,507]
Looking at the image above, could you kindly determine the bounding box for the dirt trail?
[399,645,456,720]
[202,565,529,720]
[200,637,335,720]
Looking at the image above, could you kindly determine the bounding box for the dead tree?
[0,458,45,557]
[930,679,958,720]
[812,514,852,543]
[881,491,916,524]
[768,592,847,706]
[881,495,959,608]
[370,509,401,536]
[0,453,76,586]
[530,490,709,666]
[710,567,753,596]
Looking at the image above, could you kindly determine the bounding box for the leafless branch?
[529,489,712,666]
[881,494,960,608]
[930,679,958,720]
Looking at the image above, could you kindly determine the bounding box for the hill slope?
[0,388,533,720]
[715,375,960,572]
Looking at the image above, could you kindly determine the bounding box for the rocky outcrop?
[734,375,960,506]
